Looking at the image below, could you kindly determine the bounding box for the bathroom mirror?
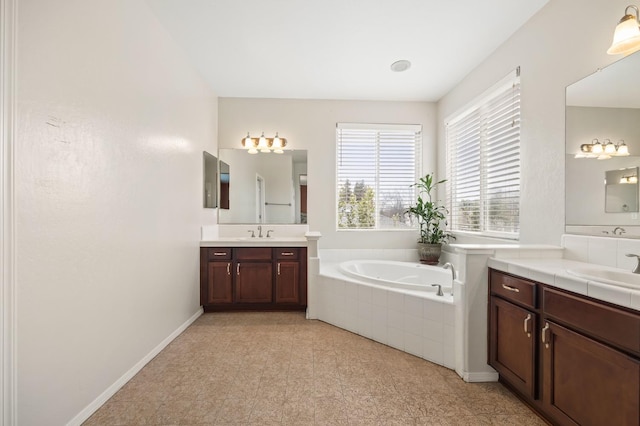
[605,167,639,213]
[565,50,640,228]
[217,149,308,224]
[203,151,217,208]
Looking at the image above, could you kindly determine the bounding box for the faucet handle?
[266,230,274,238]
[247,230,255,238]
[430,284,444,296]
[625,253,640,273]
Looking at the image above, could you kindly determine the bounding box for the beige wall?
[16,0,217,424]
[437,0,628,244]
[218,98,437,249]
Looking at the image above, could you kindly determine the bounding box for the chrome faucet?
[625,253,640,273]
[613,226,626,236]
[442,262,456,296]
[257,225,263,238]
[431,284,444,296]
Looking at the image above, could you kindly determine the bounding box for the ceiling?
[145,0,549,102]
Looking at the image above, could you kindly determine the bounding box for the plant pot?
[417,242,442,265]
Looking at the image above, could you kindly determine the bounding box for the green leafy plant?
[406,173,454,244]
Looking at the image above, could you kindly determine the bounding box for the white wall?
[437,0,630,245]
[218,98,437,249]
[16,0,217,424]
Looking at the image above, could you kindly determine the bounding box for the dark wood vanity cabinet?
[200,246,306,311]
[489,269,640,426]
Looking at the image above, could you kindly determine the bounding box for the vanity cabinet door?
[489,296,537,399]
[207,261,233,304]
[275,261,299,303]
[235,262,273,303]
[541,321,640,426]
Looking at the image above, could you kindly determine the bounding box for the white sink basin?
[567,267,640,290]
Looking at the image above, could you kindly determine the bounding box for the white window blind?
[446,68,521,239]
[336,123,422,230]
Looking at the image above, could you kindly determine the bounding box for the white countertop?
[488,257,640,312]
[200,237,308,247]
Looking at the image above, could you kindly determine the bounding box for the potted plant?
[406,173,454,264]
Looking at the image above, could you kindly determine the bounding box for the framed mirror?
[203,151,217,208]
[565,51,640,228]
[217,149,308,224]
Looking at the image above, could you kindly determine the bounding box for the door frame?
[1,0,17,424]
[256,173,265,223]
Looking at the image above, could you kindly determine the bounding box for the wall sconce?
[575,138,630,159]
[241,132,287,154]
[607,5,640,55]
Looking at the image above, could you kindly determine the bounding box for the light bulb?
[243,132,253,150]
[604,139,616,154]
[591,140,603,154]
[272,133,282,149]
[608,11,640,55]
[258,132,271,153]
[617,140,630,156]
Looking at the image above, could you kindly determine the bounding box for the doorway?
[256,174,265,223]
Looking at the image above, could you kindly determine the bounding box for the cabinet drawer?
[207,248,231,260]
[543,287,640,356]
[235,247,272,260]
[490,269,536,309]
[275,248,299,260]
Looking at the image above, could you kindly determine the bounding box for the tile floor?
[84,312,545,425]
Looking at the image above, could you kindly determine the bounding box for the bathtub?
[339,259,452,295]
[317,257,456,370]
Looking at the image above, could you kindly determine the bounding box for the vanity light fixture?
[575,139,631,159]
[240,132,287,154]
[607,5,640,55]
[620,175,638,184]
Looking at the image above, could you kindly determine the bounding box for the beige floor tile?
[82,312,544,426]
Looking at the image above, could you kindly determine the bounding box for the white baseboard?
[66,307,203,426]
[462,371,499,383]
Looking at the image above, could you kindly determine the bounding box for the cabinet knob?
[227,262,231,276]
[280,252,294,256]
[277,262,281,275]
[237,263,240,276]
[213,252,227,256]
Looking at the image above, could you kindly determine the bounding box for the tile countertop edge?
[488,258,640,312]
[200,238,308,248]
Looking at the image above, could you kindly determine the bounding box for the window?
[336,123,422,230]
[446,68,521,239]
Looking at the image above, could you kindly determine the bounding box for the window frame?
[335,123,422,231]
[445,68,521,240]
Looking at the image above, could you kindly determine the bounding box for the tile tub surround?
[84,312,544,426]
[562,233,640,271]
[318,254,455,371]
